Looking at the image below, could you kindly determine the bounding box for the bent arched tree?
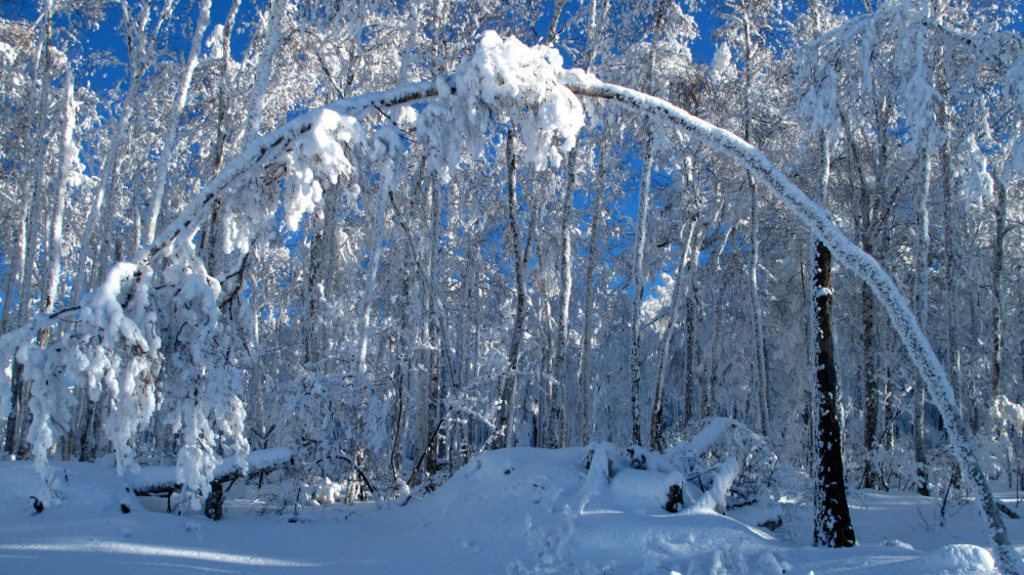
[1,31,1020,574]
[556,66,1023,575]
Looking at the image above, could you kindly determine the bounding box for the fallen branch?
[128,448,293,512]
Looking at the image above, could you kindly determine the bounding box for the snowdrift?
[0,445,1011,574]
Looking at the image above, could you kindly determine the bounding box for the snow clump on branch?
[423,31,585,181]
[221,110,364,252]
[281,110,362,232]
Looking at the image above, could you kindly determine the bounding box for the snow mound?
[918,544,996,574]
[0,458,134,516]
[410,446,781,574]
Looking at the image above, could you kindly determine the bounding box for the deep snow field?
[0,447,1020,574]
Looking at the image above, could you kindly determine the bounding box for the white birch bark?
[913,155,932,495]
[497,130,526,449]
[242,0,287,145]
[740,14,771,438]
[576,150,607,445]
[141,0,212,247]
[41,69,75,319]
[990,175,1007,399]
[650,215,698,450]
[629,138,653,446]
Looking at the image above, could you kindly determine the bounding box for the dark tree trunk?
[861,282,881,489]
[683,292,697,425]
[4,360,29,458]
[813,242,856,548]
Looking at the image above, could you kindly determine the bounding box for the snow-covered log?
[128,447,292,497]
[667,417,746,460]
[695,456,741,514]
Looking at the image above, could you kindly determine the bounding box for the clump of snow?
[918,544,996,574]
[457,31,584,170]
[303,475,346,506]
[0,40,17,67]
[794,48,840,138]
[281,110,361,231]
[421,31,585,182]
[220,110,363,255]
[710,42,737,83]
[956,135,994,206]
[994,396,1024,435]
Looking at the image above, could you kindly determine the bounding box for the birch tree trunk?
[991,175,1007,400]
[650,216,697,450]
[812,239,856,548]
[200,0,242,273]
[496,130,526,449]
[683,288,698,426]
[843,113,883,490]
[576,151,606,446]
[4,1,55,456]
[913,156,932,496]
[549,160,574,449]
[740,14,770,438]
[629,137,653,446]
[939,105,964,423]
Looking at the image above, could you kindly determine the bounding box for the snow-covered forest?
[2,0,1024,572]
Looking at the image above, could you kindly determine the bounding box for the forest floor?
[0,447,1020,574]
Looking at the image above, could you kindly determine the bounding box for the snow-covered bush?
[578,418,782,522]
[20,263,160,477]
[666,418,782,515]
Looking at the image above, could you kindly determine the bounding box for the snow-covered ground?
[0,447,1018,574]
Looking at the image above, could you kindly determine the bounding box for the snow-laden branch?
[556,69,1024,575]
[137,79,441,268]
[0,87,426,449]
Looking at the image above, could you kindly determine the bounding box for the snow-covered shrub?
[980,396,1024,490]
[155,249,250,512]
[994,396,1024,436]
[20,263,161,477]
[302,474,346,506]
[665,418,782,516]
